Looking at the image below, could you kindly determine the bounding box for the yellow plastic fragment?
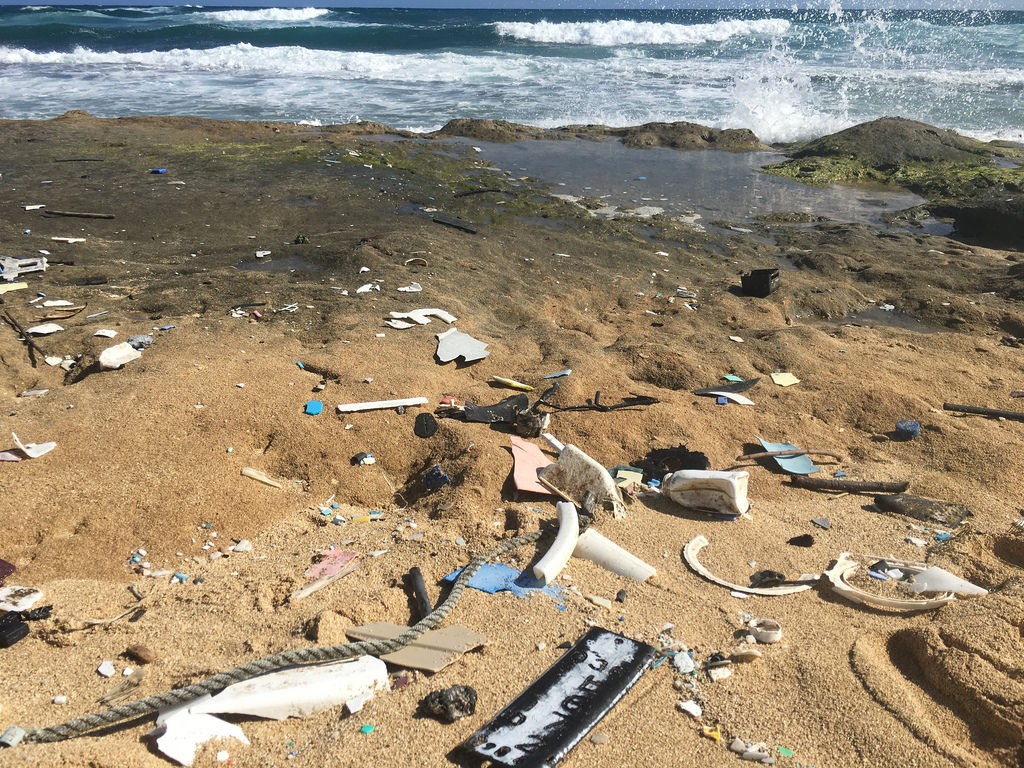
[240,466,283,489]
[489,376,534,392]
[702,724,722,744]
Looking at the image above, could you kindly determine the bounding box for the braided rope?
[21,530,544,744]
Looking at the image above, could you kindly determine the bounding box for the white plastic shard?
[538,444,627,519]
[384,318,416,330]
[662,469,750,517]
[25,322,63,336]
[336,396,428,413]
[572,528,656,582]
[0,255,47,281]
[533,501,580,585]
[435,327,489,363]
[910,566,988,596]
[240,466,283,489]
[191,656,389,721]
[824,552,956,611]
[99,341,142,370]
[12,432,56,459]
[703,390,755,405]
[152,707,250,767]
[683,536,814,596]
[389,308,457,325]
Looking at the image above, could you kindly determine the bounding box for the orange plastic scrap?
[702,724,722,744]
[508,436,556,496]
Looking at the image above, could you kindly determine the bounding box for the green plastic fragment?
[360,724,375,735]
[777,746,795,758]
[723,374,744,382]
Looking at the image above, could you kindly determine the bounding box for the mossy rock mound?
[610,121,765,152]
[789,117,991,168]
[432,118,548,143]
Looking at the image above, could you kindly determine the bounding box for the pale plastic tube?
[572,528,656,582]
[532,501,579,585]
[541,432,564,453]
[336,397,428,413]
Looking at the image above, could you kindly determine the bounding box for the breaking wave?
[200,8,331,24]
[493,18,791,46]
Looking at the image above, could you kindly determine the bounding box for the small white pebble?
[122,667,134,677]
[97,661,116,678]
[536,642,546,651]
[216,751,231,762]
[52,695,68,705]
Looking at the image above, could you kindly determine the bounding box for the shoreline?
[0,111,1021,768]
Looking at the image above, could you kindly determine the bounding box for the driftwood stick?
[791,475,909,494]
[3,311,43,366]
[737,450,843,462]
[943,402,1024,423]
[43,210,115,219]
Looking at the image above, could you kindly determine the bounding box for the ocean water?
[0,5,1021,143]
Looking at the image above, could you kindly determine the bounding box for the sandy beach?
[0,111,1022,768]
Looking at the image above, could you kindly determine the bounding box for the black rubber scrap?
[414,412,439,438]
[419,685,478,723]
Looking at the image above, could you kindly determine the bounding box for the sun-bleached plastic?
[99,341,142,370]
[572,528,656,582]
[909,566,988,596]
[532,501,579,585]
[336,396,428,413]
[683,535,813,596]
[663,469,750,517]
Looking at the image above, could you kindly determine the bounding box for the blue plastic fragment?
[423,464,450,492]
[150,168,167,174]
[159,325,175,331]
[647,478,661,489]
[867,570,888,580]
[296,361,305,369]
[895,419,921,440]
[304,400,324,416]
[443,563,564,604]
[543,369,572,379]
[716,396,728,405]
[834,470,847,478]
[934,531,953,542]
[722,374,744,382]
[756,437,820,475]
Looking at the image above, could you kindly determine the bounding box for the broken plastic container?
[99,341,142,370]
[662,469,750,517]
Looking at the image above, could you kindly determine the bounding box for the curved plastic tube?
[824,553,955,611]
[683,536,813,596]
[533,501,579,585]
[572,528,656,582]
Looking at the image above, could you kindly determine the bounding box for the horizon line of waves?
[493,18,791,46]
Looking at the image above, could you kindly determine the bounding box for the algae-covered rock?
[788,117,991,167]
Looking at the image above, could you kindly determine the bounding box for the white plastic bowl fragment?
[823,553,960,611]
[151,656,389,766]
[683,535,814,596]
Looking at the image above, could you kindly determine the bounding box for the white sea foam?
[494,18,791,46]
[0,40,1018,144]
[200,8,331,24]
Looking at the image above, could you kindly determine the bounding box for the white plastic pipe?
[541,432,564,453]
[336,397,428,413]
[572,528,656,582]
[532,501,579,585]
